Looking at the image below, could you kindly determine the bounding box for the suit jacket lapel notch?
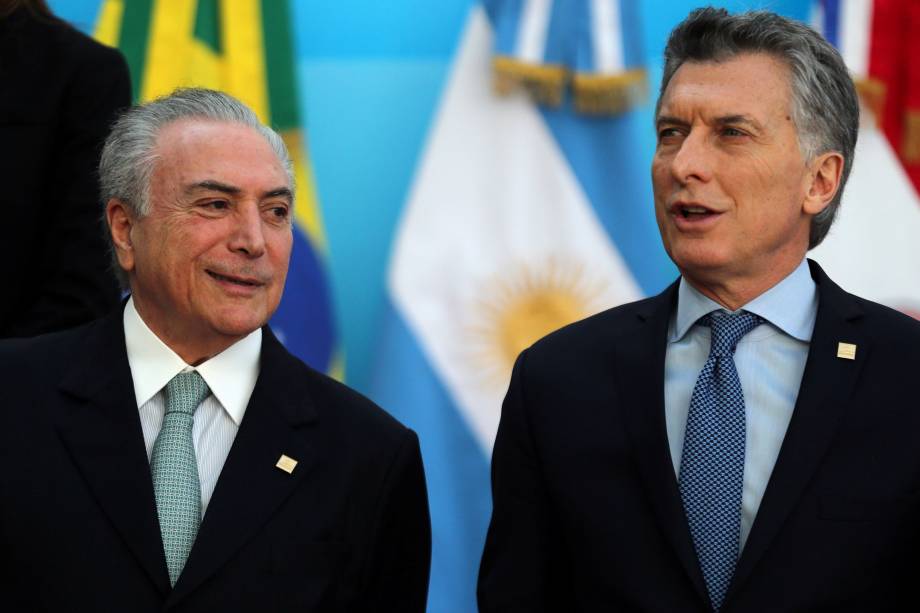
[168,327,319,605]
[726,261,869,605]
[55,309,171,595]
[617,282,711,606]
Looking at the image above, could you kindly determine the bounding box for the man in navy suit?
[479,8,920,612]
[0,88,430,611]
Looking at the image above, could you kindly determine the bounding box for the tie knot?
[165,371,210,416]
[704,311,763,357]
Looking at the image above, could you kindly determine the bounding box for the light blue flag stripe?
[541,103,677,295]
[371,300,492,613]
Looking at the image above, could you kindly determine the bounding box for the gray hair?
[99,87,294,287]
[657,8,859,248]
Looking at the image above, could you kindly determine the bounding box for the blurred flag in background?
[372,0,675,610]
[810,0,920,315]
[93,0,340,375]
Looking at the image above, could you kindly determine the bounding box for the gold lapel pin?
[837,342,857,360]
[275,454,298,474]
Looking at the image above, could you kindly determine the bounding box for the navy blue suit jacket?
[479,260,920,612]
[0,308,431,612]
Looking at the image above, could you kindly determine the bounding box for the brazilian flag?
[94,0,341,378]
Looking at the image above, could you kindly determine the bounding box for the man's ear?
[803,151,844,215]
[106,199,136,274]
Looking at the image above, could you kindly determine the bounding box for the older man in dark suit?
[0,88,430,612]
[479,8,920,612]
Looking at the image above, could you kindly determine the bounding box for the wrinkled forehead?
[656,52,795,119]
[147,118,291,200]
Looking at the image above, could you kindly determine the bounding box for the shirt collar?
[123,297,261,425]
[670,258,817,343]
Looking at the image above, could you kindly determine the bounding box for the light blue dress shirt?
[664,258,817,550]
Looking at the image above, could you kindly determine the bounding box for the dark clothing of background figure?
[0,6,129,338]
[478,260,920,612]
[0,306,432,612]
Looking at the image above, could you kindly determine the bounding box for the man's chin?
[669,247,734,279]
[208,309,271,340]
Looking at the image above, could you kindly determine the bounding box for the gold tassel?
[572,69,647,115]
[493,56,567,107]
[901,110,920,163]
[855,77,886,126]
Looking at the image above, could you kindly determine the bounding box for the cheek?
[271,232,293,268]
[651,159,670,192]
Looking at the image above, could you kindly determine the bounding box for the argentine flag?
[372,1,674,609]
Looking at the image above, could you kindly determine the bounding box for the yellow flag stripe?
[283,130,327,252]
[187,39,223,91]
[328,347,346,383]
[93,0,124,46]
[219,0,269,123]
[141,0,197,101]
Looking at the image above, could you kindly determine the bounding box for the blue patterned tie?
[678,311,763,611]
[151,371,210,586]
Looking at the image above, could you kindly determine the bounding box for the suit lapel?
[167,328,319,606]
[55,309,171,595]
[617,283,711,606]
[727,261,868,603]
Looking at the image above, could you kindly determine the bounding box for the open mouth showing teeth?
[207,271,258,286]
[679,206,712,218]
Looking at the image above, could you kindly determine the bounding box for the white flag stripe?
[590,0,625,73]
[809,2,825,33]
[516,0,553,63]
[812,118,920,309]
[390,6,642,453]
[840,0,873,79]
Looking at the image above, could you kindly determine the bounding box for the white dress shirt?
[664,258,817,550]
[123,297,261,515]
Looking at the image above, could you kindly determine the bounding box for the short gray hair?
[99,87,294,287]
[657,8,859,248]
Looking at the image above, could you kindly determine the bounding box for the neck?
[130,297,241,366]
[682,258,806,312]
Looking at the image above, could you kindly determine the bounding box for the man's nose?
[229,204,266,258]
[670,130,713,185]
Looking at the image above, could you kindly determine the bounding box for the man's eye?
[657,127,682,140]
[207,200,229,210]
[270,206,289,219]
[722,127,745,137]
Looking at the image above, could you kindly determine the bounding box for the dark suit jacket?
[0,7,128,338]
[479,260,920,612]
[0,308,431,612]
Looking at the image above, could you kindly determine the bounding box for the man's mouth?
[207,270,262,287]
[679,205,710,218]
[672,202,718,220]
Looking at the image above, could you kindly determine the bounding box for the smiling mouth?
[207,270,261,287]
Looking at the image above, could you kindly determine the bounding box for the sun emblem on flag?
[468,257,607,386]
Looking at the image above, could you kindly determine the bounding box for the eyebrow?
[186,180,293,203]
[263,187,294,203]
[185,180,241,196]
[656,115,690,129]
[713,114,764,131]
[655,114,764,131]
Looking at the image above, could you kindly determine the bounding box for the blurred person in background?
[0,0,128,337]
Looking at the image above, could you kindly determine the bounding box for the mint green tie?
[151,371,210,586]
